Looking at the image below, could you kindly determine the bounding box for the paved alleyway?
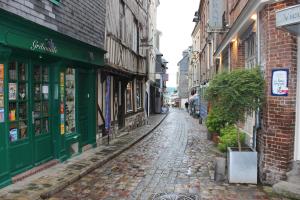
[51,109,285,200]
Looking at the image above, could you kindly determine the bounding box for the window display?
[126,82,133,112]
[65,68,76,133]
[33,65,50,135]
[136,81,143,109]
[8,61,28,142]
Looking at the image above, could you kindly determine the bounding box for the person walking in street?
[185,101,189,112]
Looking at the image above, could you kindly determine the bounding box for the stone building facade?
[177,49,191,100]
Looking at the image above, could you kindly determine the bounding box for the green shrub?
[205,68,264,151]
[217,125,245,152]
[205,107,228,133]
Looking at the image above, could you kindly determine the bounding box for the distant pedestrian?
[185,101,189,112]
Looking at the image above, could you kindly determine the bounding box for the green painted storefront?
[0,10,105,188]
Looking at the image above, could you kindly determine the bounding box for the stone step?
[273,181,300,200]
[287,161,300,184]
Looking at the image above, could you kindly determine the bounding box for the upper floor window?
[132,19,139,53]
[245,33,257,69]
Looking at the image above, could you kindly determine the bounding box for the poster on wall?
[9,83,17,100]
[0,64,4,80]
[0,94,4,108]
[271,69,289,96]
[0,108,4,123]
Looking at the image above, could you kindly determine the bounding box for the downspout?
[252,10,260,150]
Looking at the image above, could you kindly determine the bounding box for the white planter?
[227,147,257,184]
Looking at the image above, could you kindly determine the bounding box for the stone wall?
[0,0,106,49]
[124,111,146,132]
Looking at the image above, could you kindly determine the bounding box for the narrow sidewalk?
[0,113,168,200]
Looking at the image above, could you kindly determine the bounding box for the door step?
[12,160,59,183]
[273,161,300,199]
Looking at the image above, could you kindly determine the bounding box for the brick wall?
[229,39,245,70]
[228,0,249,26]
[257,0,298,184]
[0,0,106,49]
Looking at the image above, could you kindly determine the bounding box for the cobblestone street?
[51,109,285,200]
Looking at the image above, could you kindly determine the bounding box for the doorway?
[77,69,92,147]
[8,60,54,175]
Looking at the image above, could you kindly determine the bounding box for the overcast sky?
[157,0,199,88]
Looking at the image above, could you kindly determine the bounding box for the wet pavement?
[0,114,167,200]
[49,109,287,200]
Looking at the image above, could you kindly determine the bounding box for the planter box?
[227,147,257,184]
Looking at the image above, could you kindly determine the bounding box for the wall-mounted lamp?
[251,13,257,21]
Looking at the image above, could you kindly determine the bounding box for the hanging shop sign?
[271,69,289,96]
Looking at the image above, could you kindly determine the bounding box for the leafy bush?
[217,125,245,152]
[205,68,264,151]
[205,106,230,133]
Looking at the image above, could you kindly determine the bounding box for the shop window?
[33,65,50,135]
[245,33,257,69]
[136,81,143,109]
[8,62,29,142]
[126,82,133,112]
[65,68,76,133]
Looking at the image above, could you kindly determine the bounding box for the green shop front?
[0,10,105,188]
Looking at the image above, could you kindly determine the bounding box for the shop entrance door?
[8,61,33,175]
[78,69,91,146]
[8,61,53,175]
[32,64,53,164]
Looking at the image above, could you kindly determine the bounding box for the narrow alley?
[50,109,281,200]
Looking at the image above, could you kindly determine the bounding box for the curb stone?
[40,113,169,199]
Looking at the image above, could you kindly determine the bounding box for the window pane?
[9,102,16,121]
[65,68,76,133]
[9,123,18,142]
[19,102,27,120]
[9,62,17,81]
[34,66,41,82]
[19,121,28,139]
[18,63,27,81]
[126,82,132,112]
[35,119,41,135]
[34,102,41,118]
[34,84,41,100]
[19,83,27,100]
[43,118,49,133]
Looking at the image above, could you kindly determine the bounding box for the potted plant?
[205,68,264,184]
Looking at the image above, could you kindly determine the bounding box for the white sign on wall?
[271,69,289,96]
[208,0,224,30]
[276,5,300,27]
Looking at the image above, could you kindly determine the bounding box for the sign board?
[162,74,169,81]
[208,0,224,30]
[276,5,300,27]
[271,69,289,96]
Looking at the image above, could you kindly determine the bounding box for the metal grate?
[150,193,199,200]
